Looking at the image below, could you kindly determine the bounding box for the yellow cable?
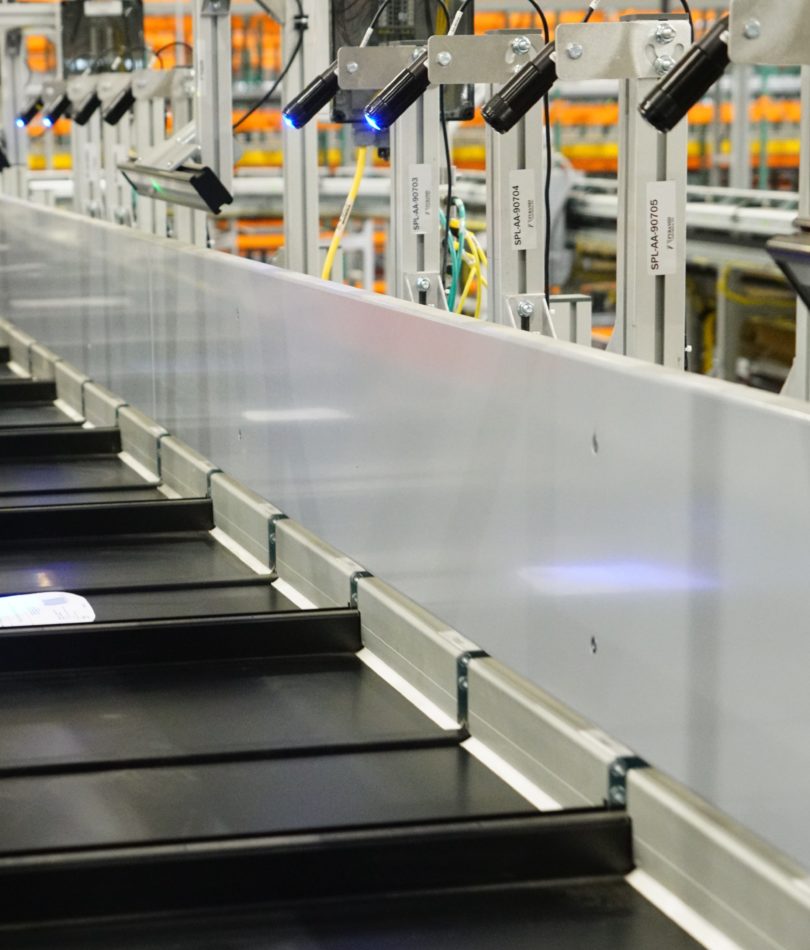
[717,263,794,310]
[321,146,368,282]
[456,263,478,314]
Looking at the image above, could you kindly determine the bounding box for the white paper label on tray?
[408,164,434,235]
[508,169,538,251]
[0,592,96,627]
[646,180,678,276]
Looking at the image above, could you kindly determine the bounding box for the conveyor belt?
[0,348,700,947]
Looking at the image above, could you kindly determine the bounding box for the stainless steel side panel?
[3,197,810,870]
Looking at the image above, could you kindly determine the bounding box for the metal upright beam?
[558,16,690,370]
[485,101,545,328]
[389,85,446,307]
[281,0,329,276]
[194,0,233,191]
[612,66,688,368]
[98,74,135,224]
[0,29,28,198]
[132,69,177,236]
[727,0,810,400]
[729,64,751,189]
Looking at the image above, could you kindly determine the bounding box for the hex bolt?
[416,276,431,293]
[654,54,676,76]
[565,42,584,61]
[511,35,531,55]
[346,61,359,74]
[654,23,675,44]
[743,18,761,40]
[436,51,453,67]
[516,300,535,320]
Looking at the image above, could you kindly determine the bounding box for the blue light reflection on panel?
[520,561,716,597]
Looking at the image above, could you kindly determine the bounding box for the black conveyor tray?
[0,377,79,428]
[0,612,459,774]
[0,814,697,948]
[0,427,161,505]
[0,499,272,595]
[2,881,700,949]
[0,746,529,855]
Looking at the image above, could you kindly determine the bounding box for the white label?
[646,181,678,276]
[408,164,433,235]
[0,592,96,628]
[84,0,124,16]
[508,170,538,251]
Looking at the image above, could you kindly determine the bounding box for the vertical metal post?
[189,0,234,248]
[98,74,135,225]
[782,67,810,400]
[281,0,329,276]
[556,16,689,366]
[389,84,446,307]
[609,66,688,368]
[132,74,171,236]
[729,63,751,189]
[0,29,28,198]
[194,0,233,191]
[485,98,545,328]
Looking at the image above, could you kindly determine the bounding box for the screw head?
[416,276,431,292]
[654,23,675,44]
[609,786,627,807]
[743,18,761,40]
[346,61,359,74]
[565,42,584,61]
[654,54,676,76]
[436,50,452,67]
[516,300,535,319]
[511,35,531,55]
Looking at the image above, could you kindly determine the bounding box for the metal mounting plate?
[729,0,810,66]
[96,73,133,107]
[556,20,690,81]
[337,46,419,90]
[131,68,176,101]
[426,33,544,85]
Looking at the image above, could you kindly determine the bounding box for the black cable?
[153,41,194,65]
[234,31,304,130]
[536,8,551,322]
[582,2,596,23]
[542,94,552,317]
[436,0,462,301]
[253,0,278,20]
[680,0,695,42]
[439,84,453,301]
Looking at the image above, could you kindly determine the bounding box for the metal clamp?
[349,570,373,608]
[456,650,488,726]
[268,513,289,569]
[607,755,648,809]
